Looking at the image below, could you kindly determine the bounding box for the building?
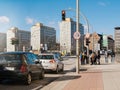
[0,32,6,52]
[60,18,84,55]
[108,35,114,51]
[31,23,56,53]
[7,27,30,52]
[88,32,114,53]
[88,32,100,52]
[115,27,120,53]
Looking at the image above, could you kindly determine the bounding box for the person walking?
[90,52,96,65]
[97,50,101,65]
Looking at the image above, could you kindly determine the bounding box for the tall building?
[60,18,84,55]
[0,32,6,52]
[31,23,56,53]
[114,27,120,52]
[7,27,30,52]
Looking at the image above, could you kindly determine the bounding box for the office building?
[60,18,84,55]
[115,27,120,52]
[0,32,6,52]
[31,23,56,53]
[7,27,30,51]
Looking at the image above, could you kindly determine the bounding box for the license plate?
[5,67,15,71]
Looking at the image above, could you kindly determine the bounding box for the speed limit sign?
[73,31,81,40]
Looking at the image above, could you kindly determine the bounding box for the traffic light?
[11,38,19,45]
[86,39,90,45]
[62,10,66,21]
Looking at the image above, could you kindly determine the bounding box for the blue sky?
[0,0,119,41]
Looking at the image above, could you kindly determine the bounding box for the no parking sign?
[73,31,81,40]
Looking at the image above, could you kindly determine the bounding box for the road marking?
[31,85,43,90]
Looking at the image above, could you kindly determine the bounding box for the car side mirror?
[34,60,39,64]
[39,61,42,64]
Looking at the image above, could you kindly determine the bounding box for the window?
[39,55,54,59]
[26,53,34,64]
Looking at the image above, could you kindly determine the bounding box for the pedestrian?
[81,52,85,65]
[94,52,97,64]
[97,50,101,65]
[90,52,96,65]
[111,50,115,62]
[105,51,108,63]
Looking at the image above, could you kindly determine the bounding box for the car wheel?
[39,70,45,79]
[0,79,3,83]
[25,73,32,85]
[56,66,59,74]
[61,65,64,72]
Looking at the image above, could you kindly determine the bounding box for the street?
[0,56,76,90]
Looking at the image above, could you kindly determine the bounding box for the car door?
[26,53,39,78]
[54,54,63,70]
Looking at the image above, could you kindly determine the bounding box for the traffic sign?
[73,31,81,40]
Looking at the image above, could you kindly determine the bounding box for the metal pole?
[76,0,80,74]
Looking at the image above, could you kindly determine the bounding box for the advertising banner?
[102,34,108,47]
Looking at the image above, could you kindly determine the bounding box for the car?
[52,52,63,61]
[0,51,45,85]
[37,53,64,73]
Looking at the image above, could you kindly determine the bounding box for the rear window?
[39,55,54,59]
[0,54,22,63]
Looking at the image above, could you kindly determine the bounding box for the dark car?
[0,51,44,85]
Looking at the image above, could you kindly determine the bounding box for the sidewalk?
[41,58,120,90]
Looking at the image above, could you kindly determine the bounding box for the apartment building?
[31,23,56,53]
[60,18,84,55]
[7,27,30,51]
[115,27,120,52]
[0,32,6,52]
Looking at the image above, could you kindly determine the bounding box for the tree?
[11,38,19,45]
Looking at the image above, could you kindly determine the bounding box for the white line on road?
[31,85,43,90]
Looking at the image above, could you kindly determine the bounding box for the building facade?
[0,33,6,52]
[7,27,30,52]
[31,23,56,53]
[115,27,120,53]
[60,18,84,55]
[88,32,114,53]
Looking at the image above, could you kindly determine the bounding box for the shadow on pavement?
[55,75,81,82]
[0,79,26,85]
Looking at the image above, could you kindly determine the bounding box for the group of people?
[90,51,101,65]
[80,50,116,65]
[80,50,101,65]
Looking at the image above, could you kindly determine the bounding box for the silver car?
[38,53,64,73]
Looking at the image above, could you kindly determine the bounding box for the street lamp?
[67,8,89,33]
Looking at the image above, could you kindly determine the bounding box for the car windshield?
[0,54,21,63]
[39,55,54,59]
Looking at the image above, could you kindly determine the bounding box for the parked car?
[0,51,44,85]
[52,52,63,61]
[37,53,64,73]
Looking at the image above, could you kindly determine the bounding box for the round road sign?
[73,31,81,40]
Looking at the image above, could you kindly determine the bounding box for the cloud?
[0,16,10,23]
[98,2,107,7]
[26,17,34,24]
[98,1,110,7]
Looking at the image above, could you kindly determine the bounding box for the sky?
[0,0,119,42]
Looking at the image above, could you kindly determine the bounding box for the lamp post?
[66,7,90,61]
[76,0,80,74]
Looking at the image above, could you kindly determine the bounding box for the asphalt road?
[0,57,76,90]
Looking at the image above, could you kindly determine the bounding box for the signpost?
[73,31,81,40]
